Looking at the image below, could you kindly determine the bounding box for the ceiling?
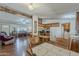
[0,11,32,25]
[0,3,79,24]
[0,3,79,18]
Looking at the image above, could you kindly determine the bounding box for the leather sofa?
[0,32,14,45]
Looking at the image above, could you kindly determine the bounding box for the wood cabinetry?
[62,23,70,32]
[38,20,50,42]
[38,19,60,42]
[71,39,79,52]
[76,12,79,33]
[38,23,59,29]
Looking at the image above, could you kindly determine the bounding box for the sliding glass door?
[2,24,10,35]
[0,24,2,32]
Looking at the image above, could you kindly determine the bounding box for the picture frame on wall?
[34,21,37,33]
[32,15,38,36]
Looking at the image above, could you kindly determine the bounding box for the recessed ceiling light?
[25,3,41,10]
[28,4,34,10]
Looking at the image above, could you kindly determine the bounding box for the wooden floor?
[1,37,79,56]
[0,37,29,56]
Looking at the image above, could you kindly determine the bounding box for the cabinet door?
[76,40,79,52]
[71,39,79,52]
[76,12,79,33]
